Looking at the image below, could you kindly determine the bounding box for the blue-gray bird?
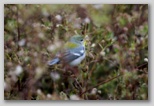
[48,35,86,66]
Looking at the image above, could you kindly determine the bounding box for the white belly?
[69,53,86,66]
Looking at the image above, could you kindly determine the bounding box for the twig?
[80,74,124,96]
[16,5,20,51]
[135,63,148,69]
[95,74,124,88]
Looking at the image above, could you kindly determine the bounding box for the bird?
[48,35,86,67]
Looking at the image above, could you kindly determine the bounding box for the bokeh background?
[4,4,148,100]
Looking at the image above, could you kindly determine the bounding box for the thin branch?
[80,74,124,96]
[135,62,148,69]
[16,5,20,51]
[94,74,124,88]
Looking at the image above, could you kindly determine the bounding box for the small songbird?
[48,35,86,66]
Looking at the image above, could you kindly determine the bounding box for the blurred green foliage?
[4,4,148,100]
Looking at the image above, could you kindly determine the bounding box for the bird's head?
[70,35,85,46]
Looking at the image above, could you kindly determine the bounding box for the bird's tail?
[48,58,60,66]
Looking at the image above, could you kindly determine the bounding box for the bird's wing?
[62,46,85,63]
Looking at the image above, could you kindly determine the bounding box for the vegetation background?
[4,4,148,100]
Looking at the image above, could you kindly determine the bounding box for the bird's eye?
[80,39,83,42]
